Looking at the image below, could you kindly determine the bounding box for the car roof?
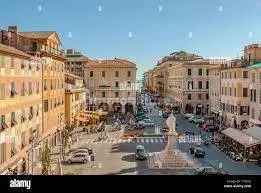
[136,145,145,149]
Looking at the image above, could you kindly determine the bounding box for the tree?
[40,142,51,175]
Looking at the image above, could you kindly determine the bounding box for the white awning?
[244,127,261,141]
[221,128,261,147]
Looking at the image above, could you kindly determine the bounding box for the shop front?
[221,127,261,161]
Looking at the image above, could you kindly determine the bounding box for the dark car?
[195,167,229,175]
[206,125,219,132]
[189,145,199,154]
[256,159,261,166]
[194,148,206,158]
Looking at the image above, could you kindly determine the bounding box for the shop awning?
[244,126,261,141]
[221,128,261,147]
[247,63,261,69]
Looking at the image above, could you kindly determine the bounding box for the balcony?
[28,113,33,120]
[21,115,26,123]
[11,119,17,127]
[10,90,17,98]
[0,123,8,131]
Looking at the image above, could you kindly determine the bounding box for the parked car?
[135,145,149,160]
[205,124,219,132]
[192,116,204,124]
[184,113,194,119]
[194,147,206,158]
[189,144,200,154]
[188,116,195,122]
[66,153,89,164]
[195,167,228,175]
[203,139,210,146]
[138,119,154,127]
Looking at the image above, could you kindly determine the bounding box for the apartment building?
[0,26,66,174]
[220,59,250,129]
[168,57,212,115]
[0,43,42,174]
[65,73,86,126]
[84,58,137,113]
[65,49,89,79]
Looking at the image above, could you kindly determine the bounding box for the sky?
[1,0,261,79]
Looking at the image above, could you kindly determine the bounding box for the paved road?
[175,114,261,175]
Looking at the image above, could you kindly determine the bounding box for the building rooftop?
[0,43,30,58]
[19,31,56,39]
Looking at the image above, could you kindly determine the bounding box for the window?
[102,71,105,78]
[0,55,5,68]
[128,71,131,77]
[44,79,47,91]
[90,71,93,77]
[127,92,130,97]
[21,132,26,149]
[0,83,5,99]
[234,72,237,79]
[188,69,192,76]
[243,71,248,78]
[187,81,193,90]
[254,89,256,102]
[102,92,106,98]
[251,108,255,119]
[11,112,17,127]
[198,69,202,76]
[29,106,33,120]
[198,81,202,89]
[10,82,16,97]
[198,94,201,100]
[10,57,15,68]
[0,115,8,130]
[206,69,209,76]
[115,71,119,77]
[259,90,261,104]
[115,81,119,88]
[0,143,6,164]
[36,82,39,94]
[115,92,119,98]
[229,72,232,79]
[28,82,32,95]
[44,100,48,112]
[206,81,209,89]
[188,94,191,100]
[229,88,232,96]
[252,73,255,83]
[234,88,237,97]
[11,138,16,157]
[21,110,26,123]
[243,88,248,97]
[206,94,209,100]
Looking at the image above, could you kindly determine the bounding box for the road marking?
[146,139,149,143]
[154,138,158,143]
[150,138,154,143]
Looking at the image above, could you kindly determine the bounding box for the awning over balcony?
[221,128,261,147]
[247,63,261,69]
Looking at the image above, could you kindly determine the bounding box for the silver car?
[66,153,89,164]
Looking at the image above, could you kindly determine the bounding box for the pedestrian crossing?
[83,137,167,145]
